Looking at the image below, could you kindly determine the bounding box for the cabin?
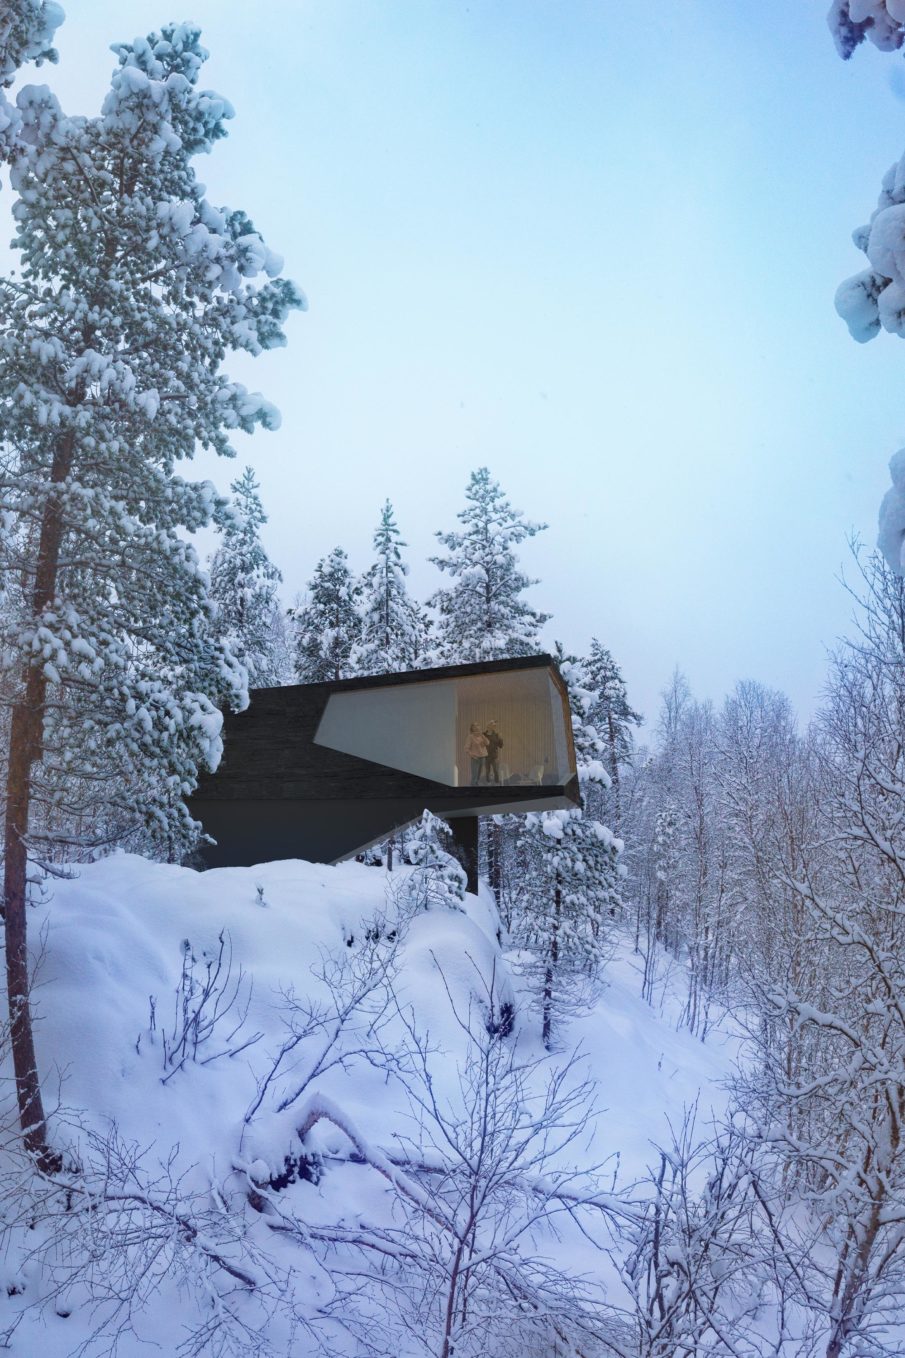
[187,653,580,890]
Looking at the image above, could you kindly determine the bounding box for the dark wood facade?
[187,655,580,888]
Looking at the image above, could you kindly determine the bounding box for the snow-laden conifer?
[209,466,287,688]
[584,639,642,792]
[567,638,643,833]
[430,468,549,663]
[289,546,361,682]
[553,643,611,783]
[825,2,905,573]
[400,810,467,912]
[517,808,622,1050]
[514,653,622,1049]
[357,500,429,675]
[833,143,905,351]
[0,0,61,86]
[0,22,302,1159]
[0,0,63,212]
[825,14,901,428]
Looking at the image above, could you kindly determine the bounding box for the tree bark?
[488,818,503,900]
[606,710,622,831]
[3,429,74,1166]
[542,875,561,1050]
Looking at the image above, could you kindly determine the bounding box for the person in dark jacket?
[484,720,504,785]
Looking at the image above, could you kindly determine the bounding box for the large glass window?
[313,666,574,787]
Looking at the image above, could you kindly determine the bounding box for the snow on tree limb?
[0,0,62,86]
[828,0,905,58]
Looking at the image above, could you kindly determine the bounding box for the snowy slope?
[0,854,734,1356]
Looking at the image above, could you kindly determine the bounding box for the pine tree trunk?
[542,875,562,1050]
[4,703,50,1161]
[3,429,74,1166]
[606,711,622,830]
[488,819,503,899]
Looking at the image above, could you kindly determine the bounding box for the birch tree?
[733,552,905,1357]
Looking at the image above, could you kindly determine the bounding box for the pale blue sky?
[9,1,905,724]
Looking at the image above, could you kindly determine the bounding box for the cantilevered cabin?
[187,654,580,890]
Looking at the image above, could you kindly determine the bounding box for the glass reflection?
[314,666,574,788]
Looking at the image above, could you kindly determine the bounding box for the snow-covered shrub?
[619,1112,785,1358]
[277,968,624,1358]
[3,1123,315,1357]
[145,930,261,1082]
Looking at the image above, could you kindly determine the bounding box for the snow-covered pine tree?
[833,123,905,360]
[514,652,622,1049]
[429,468,549,663]
[0,23,301,1160]
[401,810,467,912]
[0,0,63,852]
[824,1,905,571]
[517,807,622,1050]
[357,500,429,675]
[584,638,642,827]
[0,0,60,87]
[553,642,610,781]
[209,466,287,687]
[289,546,362,682]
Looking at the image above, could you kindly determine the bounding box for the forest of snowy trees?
[12,409,905,1354]
[1,3,905,1356]
[272,468,551,686]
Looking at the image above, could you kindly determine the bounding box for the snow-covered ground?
[0,854,735,1356]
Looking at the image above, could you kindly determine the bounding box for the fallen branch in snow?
[295,1090,453,1232]
[81,1185,259,1290]
[0,1119,356,1358]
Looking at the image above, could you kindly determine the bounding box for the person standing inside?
[465,723,488,785]
[484,720,504,785]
